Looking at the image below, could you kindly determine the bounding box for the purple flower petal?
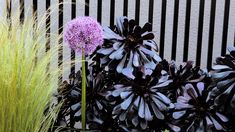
[197,82,204,95]
[119,110,128,121]
[168,123,181,132]
[150,102,164,119]
[120,91,132,99]
[140,120,147,130]
[134,96,140,107]
[216,112,228,122]
[132,116,139,127]
[209,115,223,130]
[121,94,134,110]
[116,17,126,35]
[109,45,124,60]
[133,51,140,67]
[138,97,145,118]
[144,103,153,121]
[103,26,123,40]
[143,40,157,50]
[113,42,122,50]
[97,47,114,55]
[122,51,135,79]
[173,110,186,119]
[116,54,127,73]
[212,65,230,70]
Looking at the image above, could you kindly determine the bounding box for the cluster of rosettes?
[56,17,235,131]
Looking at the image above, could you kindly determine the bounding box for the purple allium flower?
[64,16,103,55]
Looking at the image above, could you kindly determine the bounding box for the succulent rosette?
[210,47,235,115]
[161,60,210,99]
[173,82,229,131]
[110,70,174,130]
[56,66,114,129]
[97,16,161,79]
[88,111,129,131]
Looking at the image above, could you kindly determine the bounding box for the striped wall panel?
[1,0,235,79]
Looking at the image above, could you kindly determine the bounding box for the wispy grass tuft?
[0,10,62,132]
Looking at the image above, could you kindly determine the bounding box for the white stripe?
[176,0,186,64]
[164,0,174,61]
[188,0,200,63]
[200,0,211,68]
[227,0,235,53]
[212,0,225,60]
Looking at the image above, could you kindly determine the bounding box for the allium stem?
[82,50,86,131]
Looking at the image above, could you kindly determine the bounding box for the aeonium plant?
[56,16,235,131]
[97,16,161,79]
[172,82,229,131]
[210,47,235,115]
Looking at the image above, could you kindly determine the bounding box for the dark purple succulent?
[88,110,129,131]
[97,16,161,79]
[55,16,235,132]
[173,82,228,131]
[110,71,173,130]
[210,47,235,115]
[162,60,210,99]
[55,65,115,129]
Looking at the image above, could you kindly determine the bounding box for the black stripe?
[196,0,205,66]
[32,0,37,64]
[135,0,140,25]
[33,0,37,22]
[207,0,217,70]
[71,0,76,75]
[171,0,179,60]
[58,0,63,82]
[159,0,167,58]
[148,0,154,24]
[123,0,128,16]
[183,0,191,62]
[221,0,230,55]
[234,31,235,46]
[19,0,24,23]
[97,0,102,23]
[85,0,89,16]
[70,0,76,127]
[6,0,11,20]
[46,0,50,52]
[110,0,115,27]
[71,0,76,19]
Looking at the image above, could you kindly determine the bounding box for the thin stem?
[81,50,86,131]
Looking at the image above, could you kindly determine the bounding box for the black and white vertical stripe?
[1,0,235,76]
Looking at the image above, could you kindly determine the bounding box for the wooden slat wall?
[1,0,235,79]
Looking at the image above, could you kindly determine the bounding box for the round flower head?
[64,16,103,55]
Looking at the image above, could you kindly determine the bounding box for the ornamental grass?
[0,10,61,132]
